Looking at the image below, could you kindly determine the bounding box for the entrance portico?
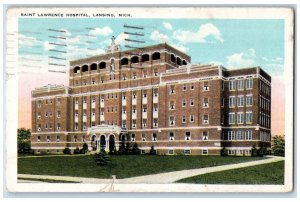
[88,124,127,152]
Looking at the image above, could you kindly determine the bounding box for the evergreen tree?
[272,135,285,156]
[17,128,32,154]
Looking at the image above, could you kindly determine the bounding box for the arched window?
[82,65,88,72]
[91,63,97,71]
[170,54,175,63]
[99,62,106,69]
[182,60,187,65]
[121,58,129,65]
[176,57,182,65]
[74,66,80,73]
[152,52,160,60]
[141,54,150,62]
[131,56,139,64]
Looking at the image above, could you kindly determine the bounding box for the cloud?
[150,30,169,43]
[163,22,173,30]
[226,49,256,68]
[173,23,224,44]
[88,26,113,36]
[170,43,189,53]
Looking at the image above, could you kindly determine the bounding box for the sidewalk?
[18,156,284,184]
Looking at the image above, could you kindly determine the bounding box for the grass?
[176,161,284,184]
[18,177,79,183]
[18,155,265,179]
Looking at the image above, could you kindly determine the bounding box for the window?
[153,104,158,112]
[83,97,87,103]
[45,111,48,117]
[91,96,96,103]
[57,123,61,130]
[153,89,158,97]
[245,131,253,140]
[191,83,195,90]
[246,78,253,89]
[143,106,147,113]
[229,80,236,91]
[143,70,147,78]
[143,92,147,98]
[75,97,79,104]
[37,136,41,142]
[74,135,77,142]
[83,110,87,116]
[203,98,209,108]
[182,99,186,107]
[131,134,136,142]
[190,115,195,123]
[185,132,191,140]
[142,134,146,141]
[169,101,175,110]
[122,121,126,128]
[229,113,235,124]
[183,84,187,91]
[132,120,136,128]
[237,112,244,124]
[190,99,194,106]
[45,99,48,105]
[169,132,175,141]
[152,133,157,141]
[57,111,61,118]
[228,131,235,140]
[132,107,136,114]
[182,115,186,123]
[203,131,209,141]
[153,119,158,127]
[47,136,50,142]
[142,119,147,128]
[75,123,78,130]
[45,123,48,129]
[38,124,41,131]
[237,79,244,90]
[203,81,209,91]
[132,72,137,79]
[222,80,225,91]
[37,112,41,119]
[169,85,175,94]
[237,95,244,107]
[236,131,244,140]
[49,123,52,129]
[83,122,86,130]
[37,100,42,108]
[169,116,175,126]
[202,149,208,155]
[168,149,174,155]
[229,96,236,107]
[184,149,191,155]
[82,135,85,142]
[49,111,52,117]
[203,115,209,124]
[132,92,137,99]
[246,112,253,123]
[246,95,253,106]
[154,69,158,76]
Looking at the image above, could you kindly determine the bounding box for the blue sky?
[17,18,284,76]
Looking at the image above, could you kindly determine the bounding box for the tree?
[132,142,141,155]
[149,145,156,155]
[63,147,71,155]
[272,135,285,156]
[17,128,32,154]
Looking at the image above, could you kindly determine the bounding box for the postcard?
[5,6,294,192]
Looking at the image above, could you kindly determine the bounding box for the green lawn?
[176,161,284,184]
[18,155,265,179]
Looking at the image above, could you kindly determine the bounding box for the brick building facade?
[30,41,272,155]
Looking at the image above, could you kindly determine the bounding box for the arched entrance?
[109,135,115,153]
[91,135,97,151]
[100,135,106,151]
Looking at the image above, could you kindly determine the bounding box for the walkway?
[18,156,284,184]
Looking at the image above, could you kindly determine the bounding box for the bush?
[81,143,89,154]
[131,142,141,155]
[251,145,257,157]
[149,145,157,155]
[221,147,228,156]
[63,147,71,155]
[73,147,81,154]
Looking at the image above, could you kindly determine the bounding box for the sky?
[15,18,285,135]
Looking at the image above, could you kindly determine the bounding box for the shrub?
[63,147,71,155]
[73,147,81,154]
[132,142,140,155]
[221,147,228,156]
[149,145,157,155]
[81,143,89,154]
[251,145,257,157]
